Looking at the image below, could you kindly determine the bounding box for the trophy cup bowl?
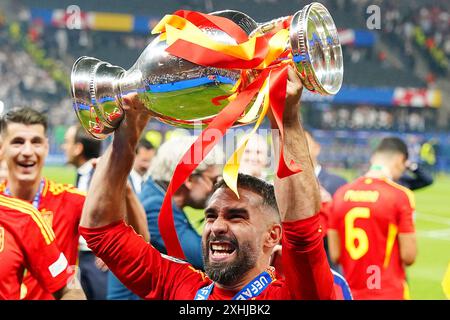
[71,2,343,139]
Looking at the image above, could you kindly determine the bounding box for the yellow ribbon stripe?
[256,28,290,69]
[223,77,271,197]
[154,15,289,69]
[153,14,260,61]
[238,78,268,124]
[152,14,189,34]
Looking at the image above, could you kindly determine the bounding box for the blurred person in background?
[62,125,101,191]
[328,137,417,299]
[128,138,155,195]
[238,133,271,181]
[62,124,149,300]
[107,135,223,300]
[397,161,433,190]
[305,131,348,196]
[420,139,438,175]
[62,124,105,299]
[0,108,86,300]
[395,136,433,191]
[304,130,347,271]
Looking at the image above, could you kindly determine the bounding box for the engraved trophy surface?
[71,2,343,139]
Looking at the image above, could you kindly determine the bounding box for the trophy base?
[71,56,125,139]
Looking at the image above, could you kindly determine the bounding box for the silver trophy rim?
[291,2,343,95]
[71,56,118,140]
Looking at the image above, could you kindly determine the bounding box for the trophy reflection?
[71,2,343,139]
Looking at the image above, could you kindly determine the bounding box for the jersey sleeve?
[22,214,71,294]
[79,220,204,299]
[396,190,415,233]
[281,214,336,300]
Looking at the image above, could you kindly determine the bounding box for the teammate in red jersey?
[0,194,85,300]
[79,66,336,300]
[0,108,149,300]
[328,137,417,299]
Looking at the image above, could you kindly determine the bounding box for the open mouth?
[18,162,36,170]
[209,241,236,260]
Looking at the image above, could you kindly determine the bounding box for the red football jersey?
[0,195,71,300]
[0,179,85,300]
[328,177,415,299]
[80,215,336,300]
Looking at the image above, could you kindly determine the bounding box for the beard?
[202,235,258,286]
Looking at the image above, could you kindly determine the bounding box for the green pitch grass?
[43,165,77,185]
[44,164,450,299]
[408,174,450,300]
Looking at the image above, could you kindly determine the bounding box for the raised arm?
[271,66,321,222]
[270,65,335,300]
[80,94,152,228]
[125,183,150,242]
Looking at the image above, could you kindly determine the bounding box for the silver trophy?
[71,2,343,139]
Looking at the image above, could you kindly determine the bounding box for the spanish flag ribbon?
[153,10,302,260]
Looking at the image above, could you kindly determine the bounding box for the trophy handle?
[249,3,343,95]
[71,56,126,139]
[289,2,343,95]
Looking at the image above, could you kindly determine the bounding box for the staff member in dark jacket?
[397,162,433,190]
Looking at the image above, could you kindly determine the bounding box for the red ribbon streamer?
[158,70,270,259]
[268,64,303,178]
[173,10,249,44]
[158,11,302,260]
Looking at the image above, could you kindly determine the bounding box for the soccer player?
[328,137,417,299]
[0,108,148,300]
[79,66,336,300]
[0,194,85,300]
[107,135,222,300]
[0,108,86,300]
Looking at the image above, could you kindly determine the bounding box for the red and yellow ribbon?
[152,10,302,260]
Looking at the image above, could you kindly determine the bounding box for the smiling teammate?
[0,108,149,300]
